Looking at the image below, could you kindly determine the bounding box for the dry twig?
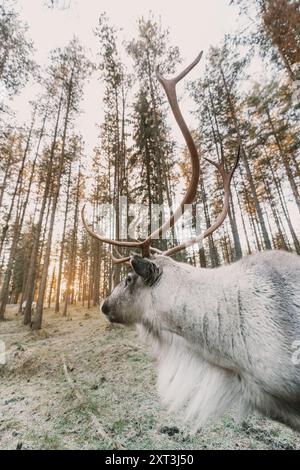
[61,354,125,449]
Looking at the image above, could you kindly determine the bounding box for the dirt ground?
[0,304,299,450]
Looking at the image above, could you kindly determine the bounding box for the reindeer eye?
[125,274,133,287]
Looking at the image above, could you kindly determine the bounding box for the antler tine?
[203,156,221,170]
[163,146,241,257]
[204,145,240,178]
[110,248,131,265]
[82,53,240,264]
[137,52,203,253]
[111,256,131,265]
[82,53,203,262]
[132,238,163,255]
[81,204,141,249]
[156,51,203,85]
[82,204,163,259]
[149,247,163,254]
[230,144,241,176]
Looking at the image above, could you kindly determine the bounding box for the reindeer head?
[82,52,240,327]
[101,254,190,334]
[101,255,162,325]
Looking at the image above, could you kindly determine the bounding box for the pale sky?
[11,0,243,156]
[5,0,299,248]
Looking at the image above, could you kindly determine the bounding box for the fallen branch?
[61,354,125,449]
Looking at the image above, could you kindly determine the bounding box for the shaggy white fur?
[105,250,300,431]
[155,333,242,430]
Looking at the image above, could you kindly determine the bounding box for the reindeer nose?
[101,300,110,315]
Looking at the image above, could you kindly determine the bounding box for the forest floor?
[0,304,299,450]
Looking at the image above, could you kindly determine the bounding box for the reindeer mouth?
[103,311,117,323]
[102,309,123,325]
[103,313,112,322]
[101,299,115,322]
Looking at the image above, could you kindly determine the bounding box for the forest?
[0,0,300,451]
[0,0,299,329]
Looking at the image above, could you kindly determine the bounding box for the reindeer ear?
[130,255,162,286]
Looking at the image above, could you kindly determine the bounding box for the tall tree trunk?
[220,66,272,250]
[0,209,21,320]
[234,185,251,255]
[32,71,74,330]
[23,91,63,325]
[263,146,300,254]
[55,162,72,312]
[240,170,262,251]
[263,177,289,250]
[146,50,171,251]
[0,147,14,210]
[200,177,219,267]
[63,167,80,317]
[207,89,242,259]
[93,239,100,306]
[19,104,48,231]
[0,107,47,317]
[265,106,300,214]
[0,108,36,257]
[48,267,56,308]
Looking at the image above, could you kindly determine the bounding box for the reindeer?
[83,53,300,432]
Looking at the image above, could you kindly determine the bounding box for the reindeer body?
[84,54,300,432]
[102,250,300,431]
[138,251,300,430]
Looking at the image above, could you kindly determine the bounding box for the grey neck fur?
[138,251,300,431]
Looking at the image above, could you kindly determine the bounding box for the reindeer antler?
[82,52,240,262]
[163,146,241,256]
